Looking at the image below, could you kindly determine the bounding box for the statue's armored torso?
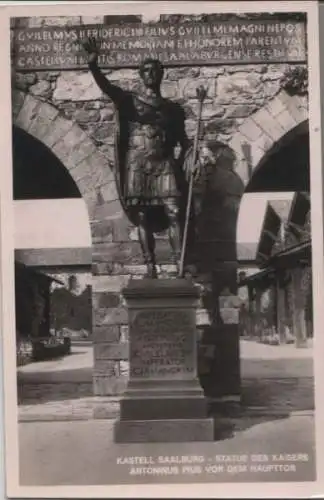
[131,96,177,150]
[120,93,184,206]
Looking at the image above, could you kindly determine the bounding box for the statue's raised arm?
[82,36,125,105]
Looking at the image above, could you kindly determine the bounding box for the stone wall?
[11,14,309,397]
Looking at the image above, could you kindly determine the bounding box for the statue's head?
[139,58,164,89]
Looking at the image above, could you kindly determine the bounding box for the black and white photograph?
[1,1,324,498]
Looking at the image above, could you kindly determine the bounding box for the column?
[291,267,308,348]
[247,285,254,337]
[254,287,262,339]
[276,273,287,344]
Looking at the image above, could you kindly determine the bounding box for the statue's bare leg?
[138,210,158,279]
[164,199,182,276]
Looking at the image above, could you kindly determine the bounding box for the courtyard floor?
[13,339,317,487]
[16,339,314,421]
[18,413,316,486]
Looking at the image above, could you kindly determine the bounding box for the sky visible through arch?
[236,191,295,246]
[14,192,295,250]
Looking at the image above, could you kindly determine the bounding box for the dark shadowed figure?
[83,37,197,278]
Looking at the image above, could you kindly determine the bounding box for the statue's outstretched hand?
[196,85,207,103]
[82,36,100,64]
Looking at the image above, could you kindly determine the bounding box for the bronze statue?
[83,37,204,278]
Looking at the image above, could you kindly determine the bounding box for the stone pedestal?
[114,278,214,443]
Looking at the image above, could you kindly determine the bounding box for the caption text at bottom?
[116,453,310,476]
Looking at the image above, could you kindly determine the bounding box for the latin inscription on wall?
[11,19,306,71]
[130,309,195,380]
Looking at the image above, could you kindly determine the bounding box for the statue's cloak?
[113,106,129,220]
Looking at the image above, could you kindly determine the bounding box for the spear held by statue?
[179,85,207,277]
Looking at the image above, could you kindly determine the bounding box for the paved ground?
[18,342,93,379]
[17,340,314,421]
[18,339,313,380]
[16,340,316,487]
[19,414,316,486]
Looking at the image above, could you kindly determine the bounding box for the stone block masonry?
[11,13,309,397]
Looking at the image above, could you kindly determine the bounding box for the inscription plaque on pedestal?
[130,309,195,380]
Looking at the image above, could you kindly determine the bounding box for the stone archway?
[12,89,120,219]
[229,89,308,186]
[13,88,308,218]
[11,86,310,399]
[12,89,134,396]
[211,90,309,399]
[233,89,310,354]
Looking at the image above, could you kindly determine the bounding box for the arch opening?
[245,120,309,193]
[13,125,92,362]
[236,119,312,351]
[13,125,81,200]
